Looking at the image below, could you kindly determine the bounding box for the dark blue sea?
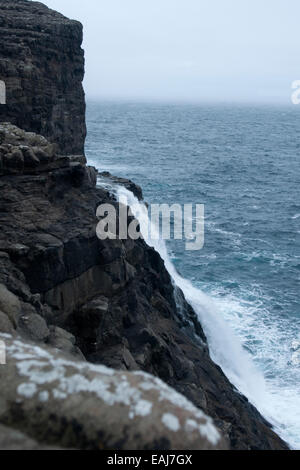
[86,101,300,448]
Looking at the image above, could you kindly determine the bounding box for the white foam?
[115,186,300,450]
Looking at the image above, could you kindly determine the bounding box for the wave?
[113,185,299,449]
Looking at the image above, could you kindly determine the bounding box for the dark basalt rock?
[99,171,144,201]
[0,0,86,155]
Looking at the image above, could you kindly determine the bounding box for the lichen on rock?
[0,334,226,450]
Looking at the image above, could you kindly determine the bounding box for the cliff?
[0,0,288,451]
[0,0,86,154]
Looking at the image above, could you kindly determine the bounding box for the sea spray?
[113,185,298,449]
[115,187,266,397]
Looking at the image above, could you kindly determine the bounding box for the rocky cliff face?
[0,0,86,155]
[0,124,287,450]
[0,0,288,451]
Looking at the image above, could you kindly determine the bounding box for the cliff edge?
[0,0,86,154]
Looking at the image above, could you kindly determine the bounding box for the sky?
[43,0,299,104]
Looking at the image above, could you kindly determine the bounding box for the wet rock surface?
[99,171,144,201]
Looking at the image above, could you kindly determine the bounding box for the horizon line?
[85,96,297,107]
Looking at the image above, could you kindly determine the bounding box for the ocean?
[86,101,300,449]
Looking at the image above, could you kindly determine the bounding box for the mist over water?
[86,102,300,448]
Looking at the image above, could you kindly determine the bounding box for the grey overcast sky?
[43,0,299,103]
